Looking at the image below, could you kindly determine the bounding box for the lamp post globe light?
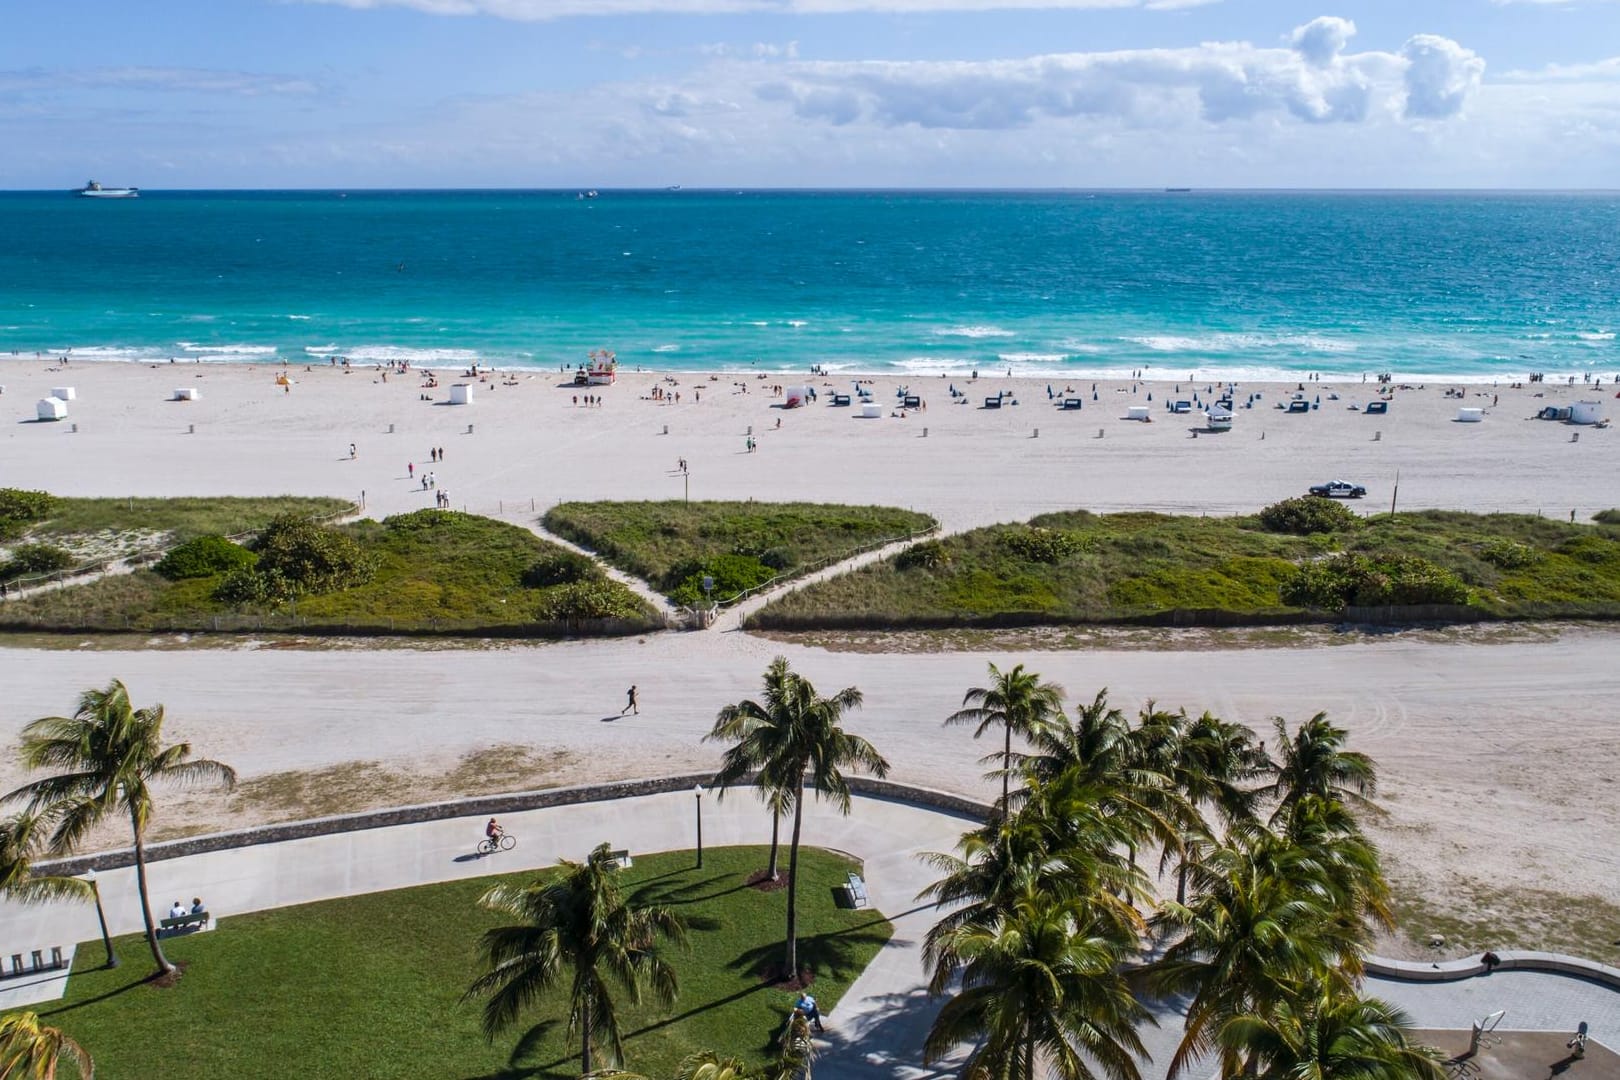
[82,867,118,969]
[694,784,704,869]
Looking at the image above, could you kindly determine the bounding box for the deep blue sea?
[2,189,1617,381]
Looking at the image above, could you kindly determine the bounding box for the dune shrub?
[154,535,258,580]
[997,526,1086,563]
[666,553,776,606]
[1259,496,1360,536]
[896,539,949,571]
[1282,553,1469,610]
[0,543,76,583]
[521,551,598,589]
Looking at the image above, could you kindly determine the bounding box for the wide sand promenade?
[1,358,1619,955]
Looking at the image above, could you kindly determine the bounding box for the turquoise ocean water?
[2,189,1617,381]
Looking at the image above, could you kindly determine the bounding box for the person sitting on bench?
[169,900,187,919]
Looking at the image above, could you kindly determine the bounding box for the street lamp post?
[82,868,118,969]
[694,784,704,869]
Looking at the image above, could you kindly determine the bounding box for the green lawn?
[3,511,660,634]
[42,847,890,1080]
[541,501,936,605]
[754,508,1620,629]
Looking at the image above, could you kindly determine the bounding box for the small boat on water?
[78,180,138,198]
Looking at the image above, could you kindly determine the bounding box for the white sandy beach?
[2,357,1619,952]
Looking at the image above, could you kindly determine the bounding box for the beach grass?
[755,508,1620,629]
[542,500,936,604]
[25,495,353,550]
[2,511,659,634]
[46,846,890,1080]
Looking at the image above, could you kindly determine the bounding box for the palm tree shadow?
[725,920,893,983]
[630,872,753,908]
[460,1020,571,1080]
[41,968,169,1017]
[521,981,775,1074]
[814,986,955,1079]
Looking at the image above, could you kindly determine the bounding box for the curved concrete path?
[2,789,1616,1078]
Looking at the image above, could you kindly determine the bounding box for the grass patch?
[17,496,352,559]
[1388,876,1620,963]
[542,501,935,604]
[756,509,1620,629]
[3,511,659,635]
[46,846,890,1080]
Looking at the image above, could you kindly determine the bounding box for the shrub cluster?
[1594,509,1620,526]
[1259,497,1360,536]
[215,515,375,607]
[1282,553,1470,610]
[521,552,597,589]
[154,535,258,580]
[535,580,647,623]
[666,553,777,606]
[0,488,59,542]
[996,527,1087,563]
[0,543,76,584]
[895,539,949,571]
[1478,539,1540,570]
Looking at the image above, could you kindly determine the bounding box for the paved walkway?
[1,790,1615,1077]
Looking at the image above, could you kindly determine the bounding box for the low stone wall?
[35,774,1620,993]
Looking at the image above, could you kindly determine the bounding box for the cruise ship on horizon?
[77,180,139,198]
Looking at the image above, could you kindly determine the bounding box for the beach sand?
[2,357,1619,955]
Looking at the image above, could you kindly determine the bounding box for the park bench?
[159,910,210,936]
[843,872,868,909]
[608,849,633,869]
[3,947,66,978]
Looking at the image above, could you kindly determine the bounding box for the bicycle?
[477,833,516,855]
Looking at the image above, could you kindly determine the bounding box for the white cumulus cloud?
[1400,35,1485,119]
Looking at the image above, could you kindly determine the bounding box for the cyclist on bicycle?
[486,818,504,843]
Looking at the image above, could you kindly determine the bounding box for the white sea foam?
[303,345,341,355]
[997,353,1070,364]
[1125,333,1356,355]
[934,325,1015,339]
[786,320,808,328]
[651,344,681,353]
[1577,331,1615,342]
[177,342,278,357]
[343,346,481,364]
[285,314,313,321]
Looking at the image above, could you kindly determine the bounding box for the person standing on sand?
[349,443,357,459]
[408,462,414,479]
[622,685,638,715]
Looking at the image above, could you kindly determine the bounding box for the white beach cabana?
[1205,405,1234,431]
[51,387,76,401]
[1456,407,1484,423]
[783,386,810,408]
[172,388,201,402]
[448,384,474,405]
[859,402,882,418]
[1126,405,1151,421]
[36,397,67,421]
[1570,401,1604,425]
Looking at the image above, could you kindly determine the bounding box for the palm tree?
[923,892,1150,1080]
[1022,688,1132,787]
[947,663,1064,812]
[0,813,92,908]
[467,842,687,1074]
[1217,984,1444,1080]
[1149,827,1361,1079]
[1264,713,1377,829]
[0,1011,92,1079]
[708,657,888,978]
[707,661,804,882]
[5,679,236,978]
[1151,711,1269,904]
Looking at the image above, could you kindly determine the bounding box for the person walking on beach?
[408,462,414,479]
[622,685,638,715]
[349,443,357,459]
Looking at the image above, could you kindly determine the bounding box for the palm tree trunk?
[784,772,806,979]
[1002,724,1012,814]
[1024,1026,1036,1080]
[768,807,781,881]
[581,999,592,1075]
[128,808,173,976]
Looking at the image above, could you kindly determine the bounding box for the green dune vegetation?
[0,488,352,586]
[541,500,936,605]
[754,501,1620,629]
[1,509,658,634]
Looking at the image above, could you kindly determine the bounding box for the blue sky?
[3,0,1618,187]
